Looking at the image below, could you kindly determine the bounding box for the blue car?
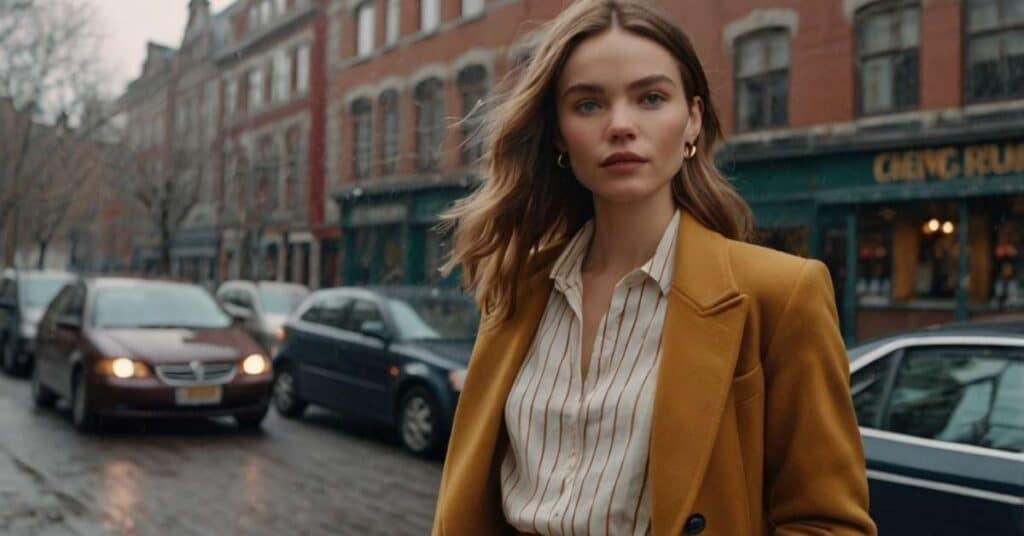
[271,286,478,456]
[848,320,1024,534]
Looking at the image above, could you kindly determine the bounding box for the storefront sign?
[350,204,408,225]
[873,142,1024,183]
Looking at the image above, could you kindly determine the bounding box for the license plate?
[175,385,222,406]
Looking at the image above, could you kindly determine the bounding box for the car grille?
[154,362,237,386]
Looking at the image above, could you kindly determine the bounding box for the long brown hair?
[441,0,753,324]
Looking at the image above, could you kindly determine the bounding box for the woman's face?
[555,27,702,205]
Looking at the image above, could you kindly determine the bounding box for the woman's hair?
[440,0,753,324]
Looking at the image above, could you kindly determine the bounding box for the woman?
[433,1,875,535]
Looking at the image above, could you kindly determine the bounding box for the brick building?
[324,0,1024,342]
[215,0,329,287]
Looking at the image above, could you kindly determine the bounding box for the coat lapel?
[649,212,749,536]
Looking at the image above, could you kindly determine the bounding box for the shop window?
[414,78,445,171]
[351,97,373,179]
[855,0,920,115]
[378,89,400,175]
[457,65,488,165]
[980,196,1024,309]
[965,0,1024,103]
[754,226,807,257]
[735,28,789,132]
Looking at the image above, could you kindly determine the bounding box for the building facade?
[215,0,329,288]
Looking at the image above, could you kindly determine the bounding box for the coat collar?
[436,211,748,536]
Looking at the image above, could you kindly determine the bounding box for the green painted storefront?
[728,137,1024,345]
[336,182,473,288]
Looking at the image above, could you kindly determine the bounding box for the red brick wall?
[921,0,963,110]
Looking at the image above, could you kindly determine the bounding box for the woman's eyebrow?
[560,74,676,99]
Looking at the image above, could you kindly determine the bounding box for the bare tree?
[0,0,107,266]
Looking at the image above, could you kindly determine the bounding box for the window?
[735,29,789,132]
[356,2,376,57]
[248,68,263,112]
[965,0,1024,103]
[414,78,445,171]
[457,65,488,164]
[296,45,310,93]
[248,5,260,31]
[204,80,217,142]
[261,0,272,25]
[351,98,373,179]
[386,0,400,45]
[342,299,385,333]
[852,352,898,428]
[420,0,440,32]
[273,51,291,102]
[226,78,238,117]
[275,0,286,16]
[379,89,400,175]
[302,294,350,328]
[885,346,1023,452]
[855,0,920,115]
[462,0,484,17]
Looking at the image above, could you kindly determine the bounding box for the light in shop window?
[941,221,955,235]
[923,218,941,234]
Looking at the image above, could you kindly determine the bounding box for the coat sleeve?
[762,260,877,535]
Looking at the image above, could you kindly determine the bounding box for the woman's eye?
[574,100,600,113]
[641,93,666,107]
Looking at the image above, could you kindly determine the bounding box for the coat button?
[683,513,706,534]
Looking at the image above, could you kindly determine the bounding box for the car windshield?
[94,284,232,329]
[258,285,309,315]
[387,295,479,341]
[19,276,71,308]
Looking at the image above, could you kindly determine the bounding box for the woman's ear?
[684,96,704,142]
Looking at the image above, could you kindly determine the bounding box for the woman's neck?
[583,187,676,276]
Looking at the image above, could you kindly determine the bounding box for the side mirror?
[226,304,252,321]
[360,320,391,342]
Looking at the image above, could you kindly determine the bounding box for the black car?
[0,269,75,376]
[271,286,478,456]
[848,321,1024,534]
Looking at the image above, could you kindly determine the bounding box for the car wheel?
[398,386,442,458]
[272,366,307,418]
[235,407,268,430]
[71,371,99,433]
[30,366,57,408]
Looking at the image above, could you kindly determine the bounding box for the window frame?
[854,0,921,116]
[733,27,790,133]
[457,65,488,165]
[356,1,376,57]
[963,0,1024,103]
[414,77,445,172]
[378,89,400,176]
[351,97,374,180]
[420,0,440,33]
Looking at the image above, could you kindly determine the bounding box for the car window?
[45,286,73,320]
[65,284,86,321]
[883,345,1023,453]
[20,276,72,309]
[0,279,15,302]
[258,286,309,315]
[92,284,232,329]
[343,299,384,333]
[851,351,898,429]
[300,294,349,329]
[237,291,255,309]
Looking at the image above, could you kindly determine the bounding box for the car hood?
[93,327,264,364]
[410,339,473,367]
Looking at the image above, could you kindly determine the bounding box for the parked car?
[848,320,1024,534]
[0,269,75,376]
[272,286,479,456]
[32,277,274,432]
[215,280,309,356]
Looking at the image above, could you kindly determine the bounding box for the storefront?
[730,136,1024,344]
[335,180,472,288]
[170,226,219,287]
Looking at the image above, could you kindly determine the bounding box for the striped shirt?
[500,210,680,536]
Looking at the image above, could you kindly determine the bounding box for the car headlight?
[95,357,151,379]
[241,353,269,375]
[449,369,467,392]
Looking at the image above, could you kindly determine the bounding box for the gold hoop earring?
[683,142,697,160]
[557,152,570,169]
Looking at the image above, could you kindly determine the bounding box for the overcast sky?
[88,0,234,96]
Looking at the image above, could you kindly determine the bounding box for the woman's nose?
[606,105,637,142]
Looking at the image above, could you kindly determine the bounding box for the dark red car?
[31,277,273,432]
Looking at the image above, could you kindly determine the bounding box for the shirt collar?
[549,210,680,297]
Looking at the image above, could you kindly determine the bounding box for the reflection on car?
[0,269,75,376]
[32,277,274,432]
[272,286,478,456]
[848,320,1024,534]
[215,280,310,356]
